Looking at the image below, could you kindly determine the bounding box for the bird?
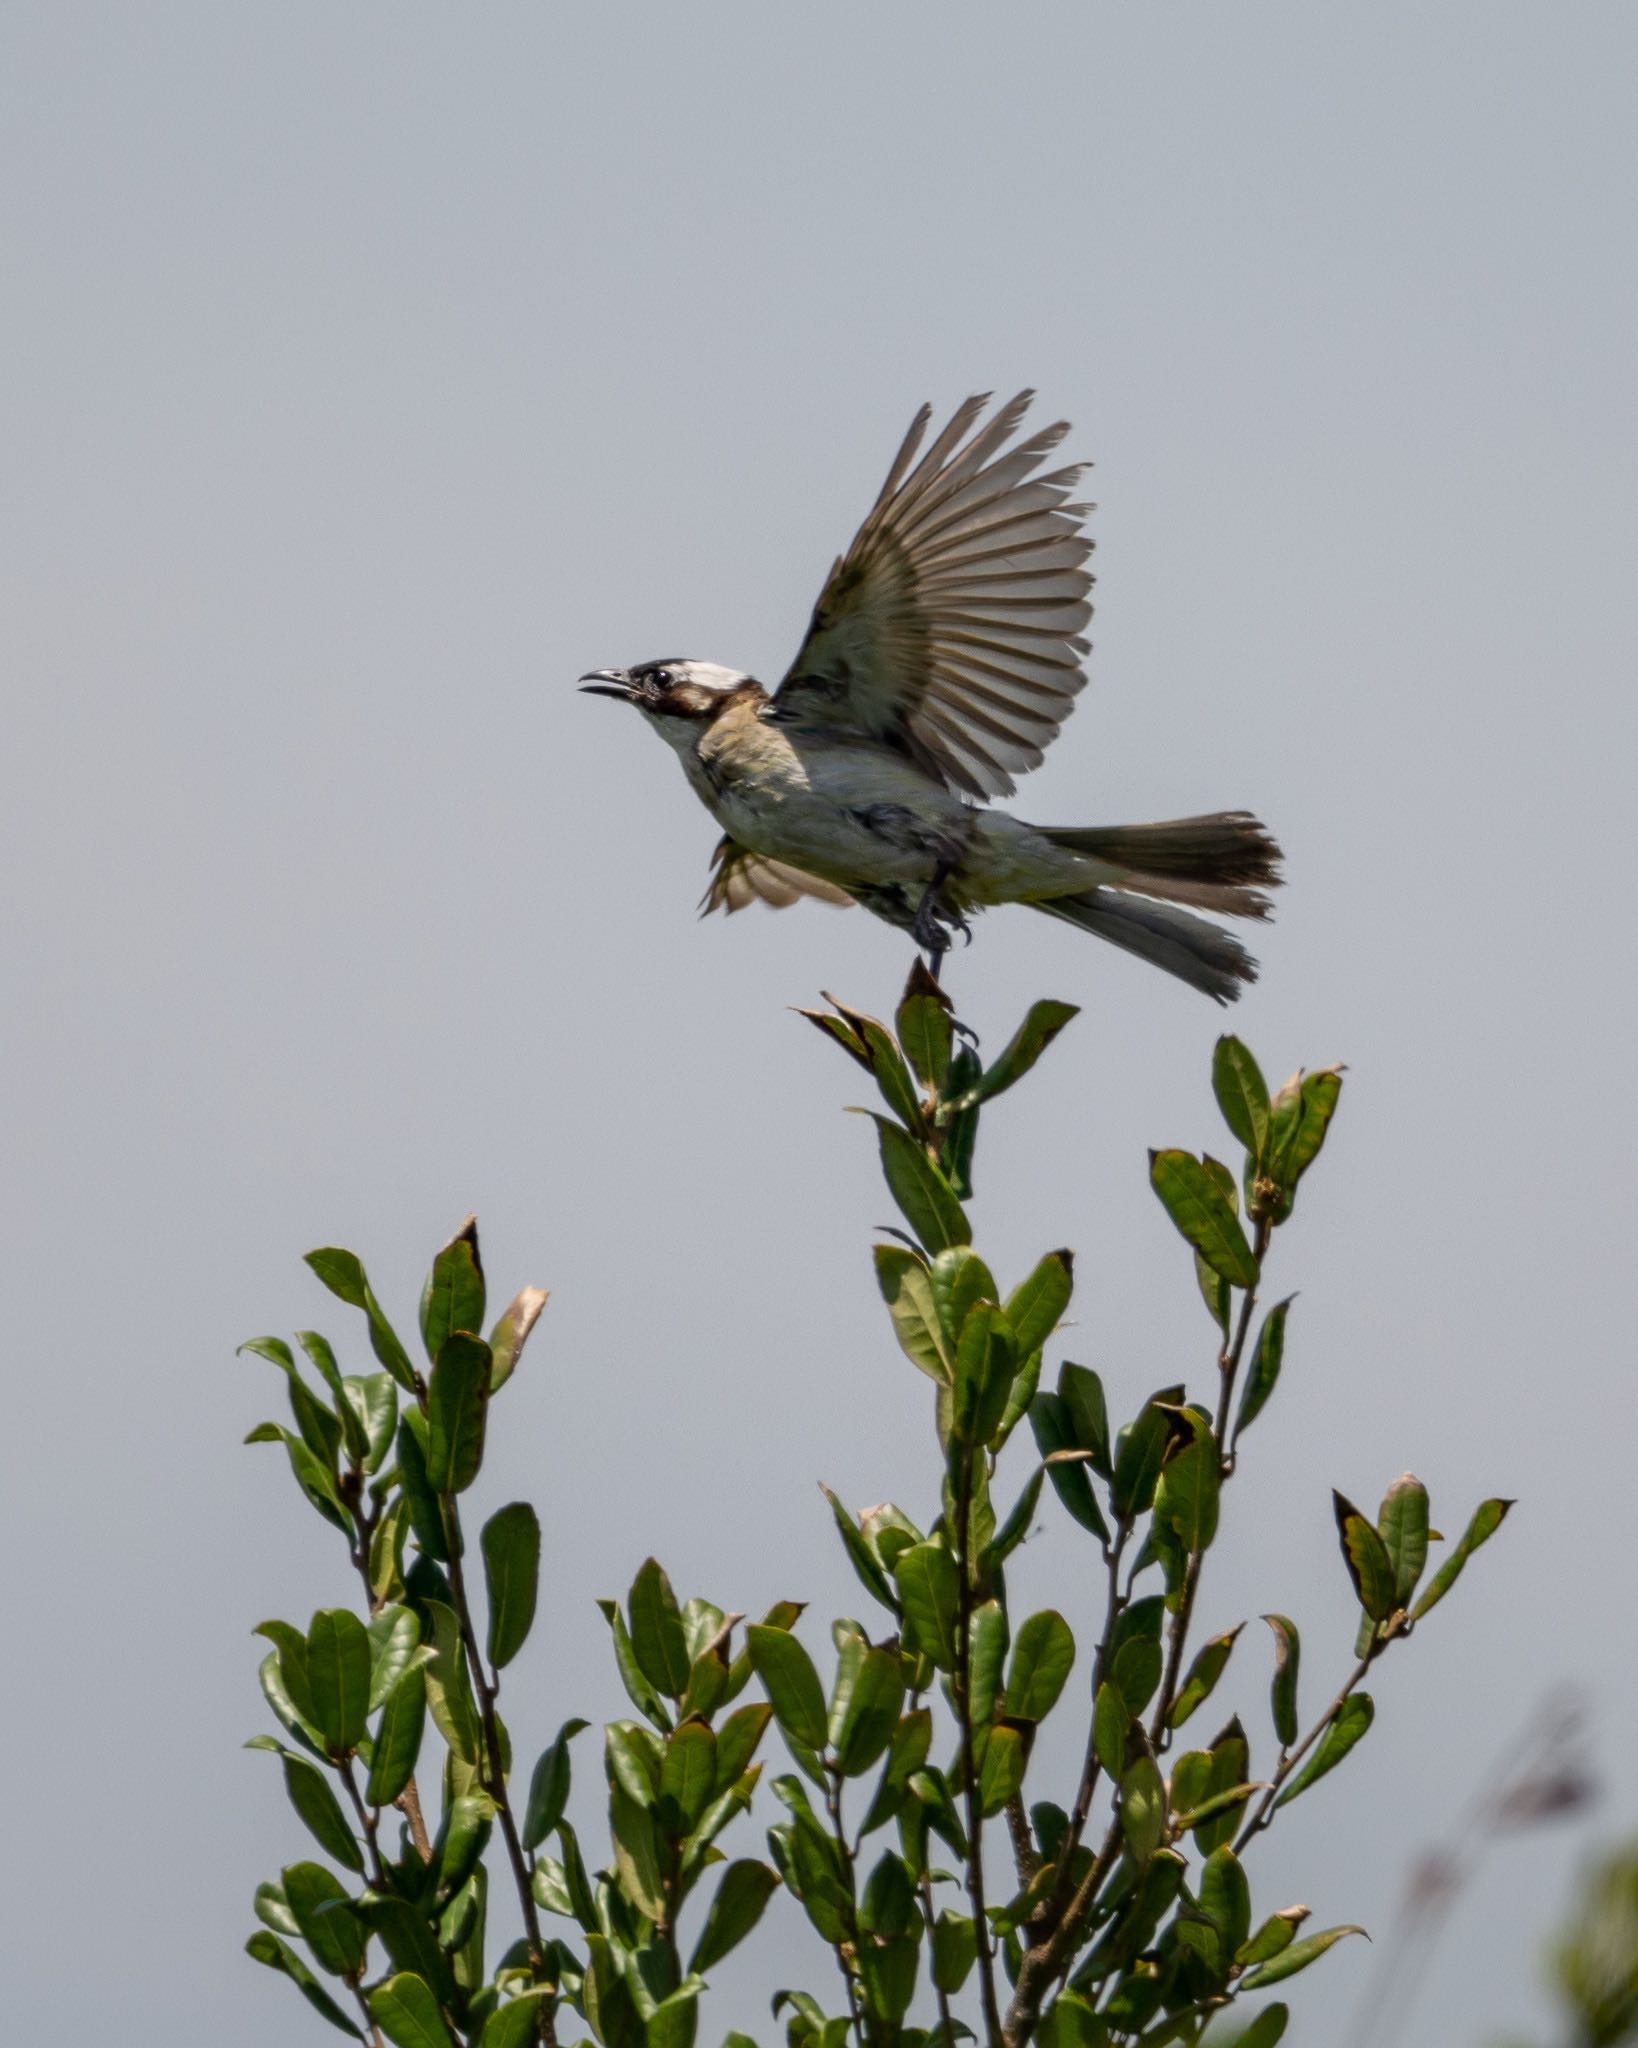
[580,391,1281,1000]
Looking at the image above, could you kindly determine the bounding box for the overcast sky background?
[5,5,1636,2042]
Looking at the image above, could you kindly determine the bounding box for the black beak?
[579,668,637,702]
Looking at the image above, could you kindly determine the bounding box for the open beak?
[579,668,637,702]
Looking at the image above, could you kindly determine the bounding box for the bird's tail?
[1037,811,1283,919]
[1032,889,1260,1003]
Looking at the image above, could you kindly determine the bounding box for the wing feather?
[700,837,854,916]
[772,393,1094,797]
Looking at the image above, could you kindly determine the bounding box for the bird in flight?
[581,392,1281,999]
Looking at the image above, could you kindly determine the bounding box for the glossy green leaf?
[1154,1422,1221,1552]
[1262,1614,1301,1749]
[365,1604,420,1711]
[897,974,954,1092]
[488,1286,548,1394]
[244,1423,351,1533]
[854,1012,927,1134]
[369,1970,456,2047]
[1006,1251,1074,1358]
[1194,1719,1251,1854]
[1241,1924,1367,1988]
[1411,1497,1514,1621]
[1378,1473,1430,1606]
[963,999,1079,1104]
[244,1930,365,2038]
[820,1487,899,1614]
[930,1245,998,1351]
[521,1717,589,1850]
[872,1245,950,1383]
[254,1879,300,1938]
[891,1542,960,1672]
[1093,1681,1129,1781]
[746,1625,829,1750]
[833,1647,905,1777]
[477,1992,554,2048]
[1275,1068,1344,1186]
[952,1301,1015,1445]
[1171,1780,1261,1835]
[251,1742,363,1871]
[1232,2005,1291,2046]
[864,1114,971,1255]
[1236,1908,1309,1968]
[393,1412,447,1562]
[966,1599,1008,1733]
[932,1909,979,1994]
[660,1719,718,1831]
[1212,1036,1270,1160]
[305,1609,371,1757]
[366,1666,427,1806]
[982,1466,1045,1576]
[689,1859,779,1972]
[627,1555,691,1699]
[424,1332,490,1493]
[713,1701,773,1793]
[419,1598,483,1763]
[1036,1989,1108,2048]
[859,1850,918,1938]
[596,1597,673,1732]
[1148,1151,1259,1286]
[1028,1393,1110,1540]
[420,1218,486,1365]
[1276,1693,1374,1807]
[1057,1362,1111,1476]
[1333,1493,1397,1620]
[1167,1625,1242,1730]
[1119,1754,1166,1863]
[282,1860,366,1978]
[1005,1610,1075,1722]
[979,1721,1029,1816]
[304,1247,418,1392]
[1112,1398,1174,1522]
[435,1793,493,1900]
[1235,1298,1292,1440]
[480,1502,540,1670]
[858,1707,932,1835]
[1199,1842,1252,1960]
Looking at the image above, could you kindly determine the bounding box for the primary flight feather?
[581,392,1281,1000]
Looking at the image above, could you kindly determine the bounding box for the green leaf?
[1195,1252,1231,1338]
[896,976,953,1092]
[521,1716,589,1849]
[343,1372,398,1474]
[1171,1780,1261,1835]
[1212,1036,1270,1159]
[854,1011,927,1134]
[1107,1597,1166,1716]
[964,999,1079,1104]
[1119,1754,1166,1863]
[1277,1693,1374,1807]
[1193,1718,1251,1854]
[477,1993,554,2048]
[746,1625,829,1750]
[858,1708,932,1835]
[304,1247,419,1393]
[245,1930,365,2038]
[1333,1492,1397,1621]
[1275,1068,1345,1186]
[419,1598,483,1763]
[967,1600,1009,1732]
[872,1246,950,1383]
[932,1909,978,1995]
[1167,1625,1242,1730]
[982,1467,1045,1576]
[1411,1497,1514,1621]
[488,1286,548,1394]
[254,1878,301,1938]
[1028,1394,1110,1540]
[245,1424,352,1534]
[1154,1421,1221,1553]
[366,1667,427,1806]
[1093,1682,1129,1781]
[306,1609,371,1756]
[369,1971,456,2047]
[662,1719,719,1831]
[713,1700,772,1793]
[254,1743,363,1871]
[420,1218,486,1365]
[609,1780,667,1919]
[891,1542,960,1672]
[833,1647,905,1778]
[365,1604,421,1712]
[424,1332,491,1493]
[1005,1251,1074,1358]
[394,1412,447,1561]
[628,1555,691,1700]
[1036,1990,1108,2048]
[952,1301,1016,1445]
[1112,1399,1174,1522]
[1378,1473,1430,1607]
[1262,1614,1301,1749]
[1231,2004,1291,2046]
[689,1859,780,1972]
[597,1598,673,1732]
[1149,1151,1259,1286]
[1236,1908,1309,1968]
[1058,1362,1111,1476]
[1198,1843,1252,1960]
[979,1722,1029,1817]
[930,1245,998,1351]
[1235,1298,1292,1440]
[1006,1610,1075,1722]
[282,1860,367,1978]
[480,1502,540,1670]
[435,1793,493,1900]
[1240,1924,1367,1989]
[864,1114,971,1255]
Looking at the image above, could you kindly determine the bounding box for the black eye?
[651,667,673,690]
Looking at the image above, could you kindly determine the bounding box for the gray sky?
[5,5,1636,2042]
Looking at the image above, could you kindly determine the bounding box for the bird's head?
[579,660,756,750]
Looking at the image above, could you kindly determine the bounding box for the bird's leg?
[910,859,970,978]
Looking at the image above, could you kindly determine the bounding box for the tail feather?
[1034,889,1260,1004]
[1039,811,1283,917]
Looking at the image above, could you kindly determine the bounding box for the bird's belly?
[711,782,951,888]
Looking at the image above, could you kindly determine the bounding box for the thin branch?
[822,1764,870,2048]
[350,1977,386,2048]
[338,1755,389,1891]
[1235,1649,1376,1853]
[953,1440,1005,2048]
[442,1496,560,2048]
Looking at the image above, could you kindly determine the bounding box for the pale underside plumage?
[770,390,1094,800]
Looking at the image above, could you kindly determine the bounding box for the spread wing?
[769,391,1094,799]
[700,836,855,916]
